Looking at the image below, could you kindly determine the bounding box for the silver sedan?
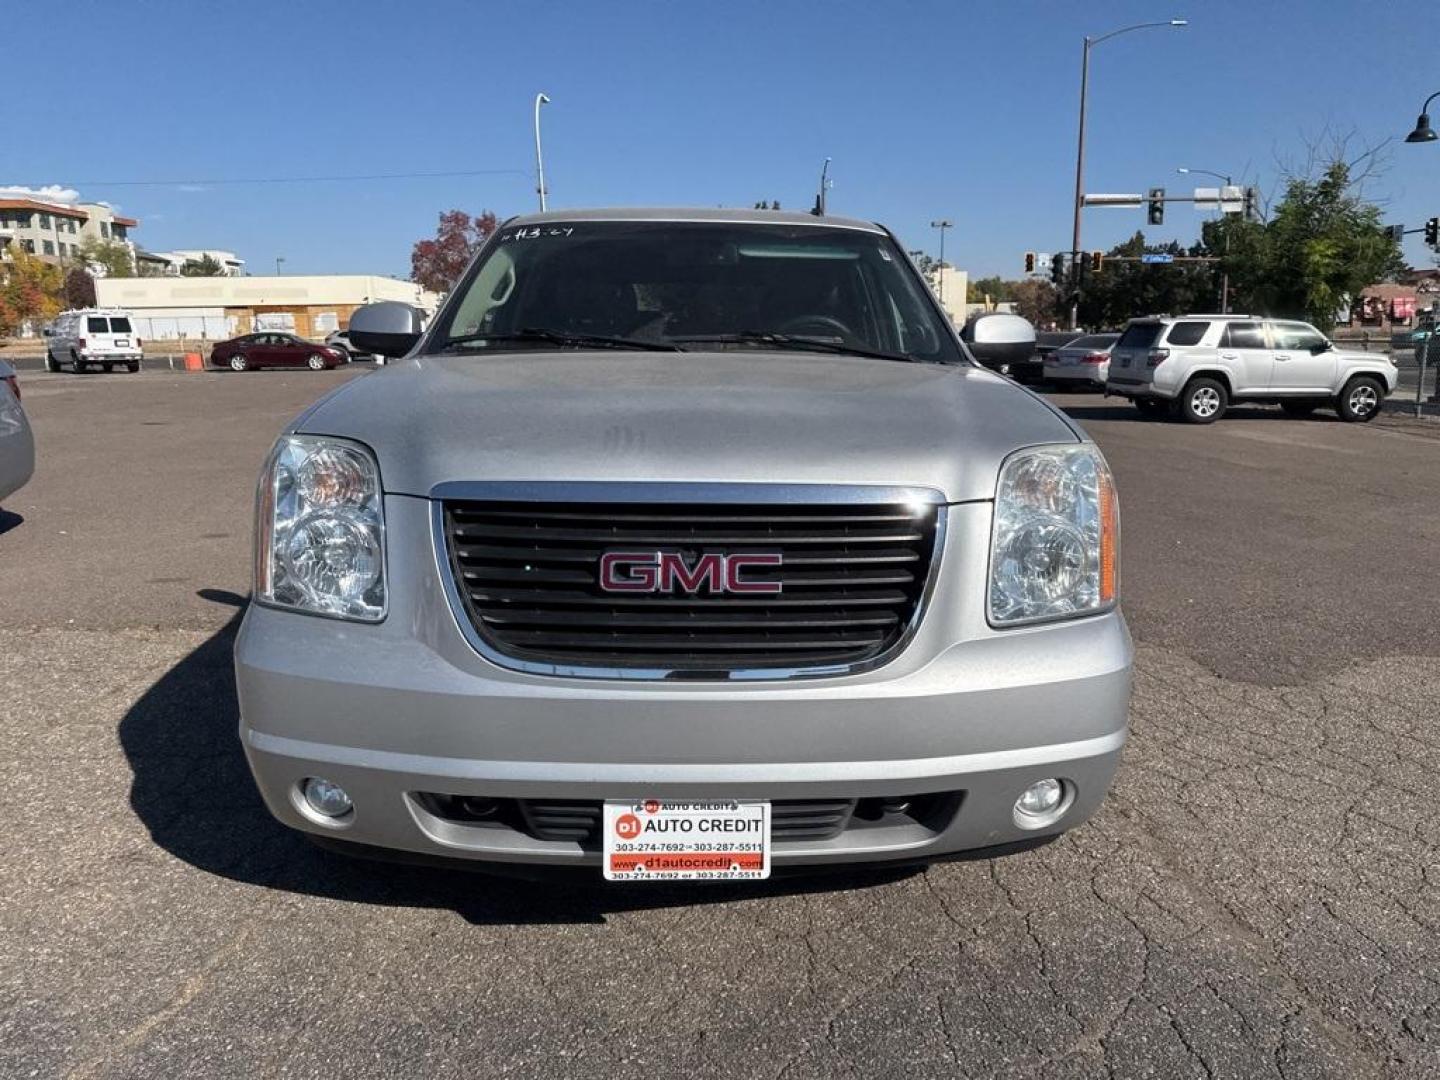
[1044,333,1119,388]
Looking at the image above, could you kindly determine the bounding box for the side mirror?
[349,302,423,358]
[1310,340,1333,354]
[960,313,1037,369]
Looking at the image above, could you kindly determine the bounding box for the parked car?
[0,360,35,506]
[44,308,142,373]
[1106,314,1399,424]
[324,330,381,363]
[1044,333,1119,388]
[211,333,347,372]
[235,207,1131,882]
[1034,330,1083,360]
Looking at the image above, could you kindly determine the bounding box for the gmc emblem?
[599,551,783,594]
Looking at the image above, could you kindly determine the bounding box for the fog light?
[302,777,353,818]
[1015,778,1063,818]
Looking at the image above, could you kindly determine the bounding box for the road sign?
[1194,185,1246,214]
[1081,193,1145,207]
[1140,253,1174,264]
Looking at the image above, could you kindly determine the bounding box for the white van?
[45,309,143,373]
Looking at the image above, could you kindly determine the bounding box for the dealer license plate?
[603,799,770,881]
[114,338,130,348]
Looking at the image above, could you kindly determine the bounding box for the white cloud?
[0,184,80,204]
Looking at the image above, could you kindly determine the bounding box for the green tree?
[1077,232,1217,329]
[1209,160,1402,331]
[77,236,136,278]
[969,276,1015,303]
[180,254,224,277]
[0,247,65,337]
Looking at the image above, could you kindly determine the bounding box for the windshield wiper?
[438,328,685,353]
[671,332,912,363]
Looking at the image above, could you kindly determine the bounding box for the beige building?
[0,197,136,266]
[932,266,969,325]
[94,274,442,341]
[76,202,137,250]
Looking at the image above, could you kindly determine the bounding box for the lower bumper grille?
[414,794,960,846]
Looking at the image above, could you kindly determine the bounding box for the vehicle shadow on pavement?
[119,599,923,924]
[1056,402,1337,424]
[0,510,23,535]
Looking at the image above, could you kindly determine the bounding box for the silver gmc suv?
[235,208,1131,881]
[1106,314,1398,424]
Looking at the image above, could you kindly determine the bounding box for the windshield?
[428,221,961,363]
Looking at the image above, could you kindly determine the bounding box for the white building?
[94,274,442,341]
[137,249,246,276]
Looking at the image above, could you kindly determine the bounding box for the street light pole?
[534,92,551,212]
[930,219,953,309]
[1069,18,1188,330]
[1178,166,1232,313]
[275,256,284,276]
[1403,92,1439,407]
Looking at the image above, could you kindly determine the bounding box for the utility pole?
[275,256,285,276]
[929,220,953,309]
[534,92,551,212]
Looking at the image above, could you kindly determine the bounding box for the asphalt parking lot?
[3,367,1439,1079]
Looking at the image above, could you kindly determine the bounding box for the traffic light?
[1385,225,1405,244]
[1050,253,1065,285]
[1090,250,1104,273]
[1024,251,1037,273]
[1426,217,1439,248]
[1243,186,1260,223]
[1147,188,1165,227]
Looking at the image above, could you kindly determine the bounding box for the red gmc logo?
[599,551,783,594]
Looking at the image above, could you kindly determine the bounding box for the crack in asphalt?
[3,632,1439,1079]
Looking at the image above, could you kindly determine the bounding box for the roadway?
[2,368,1437,1079]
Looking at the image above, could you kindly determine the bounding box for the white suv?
[45,309,143,374]
[1106,315,1398,424]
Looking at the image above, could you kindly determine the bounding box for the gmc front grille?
[440,496,942,677]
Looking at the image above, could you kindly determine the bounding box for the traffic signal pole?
[1068,36,1090,331]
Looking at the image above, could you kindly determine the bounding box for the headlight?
[988,443,1118,627]
[255,435,386,621]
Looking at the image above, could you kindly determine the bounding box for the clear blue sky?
[12,0,1439,279]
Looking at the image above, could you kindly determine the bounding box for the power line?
[39,168,530,188]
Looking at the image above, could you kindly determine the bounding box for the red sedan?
[211,333,347,372]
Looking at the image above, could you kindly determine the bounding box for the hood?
[295,352,1079,504]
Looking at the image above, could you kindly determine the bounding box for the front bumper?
[236,495,1133,871]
